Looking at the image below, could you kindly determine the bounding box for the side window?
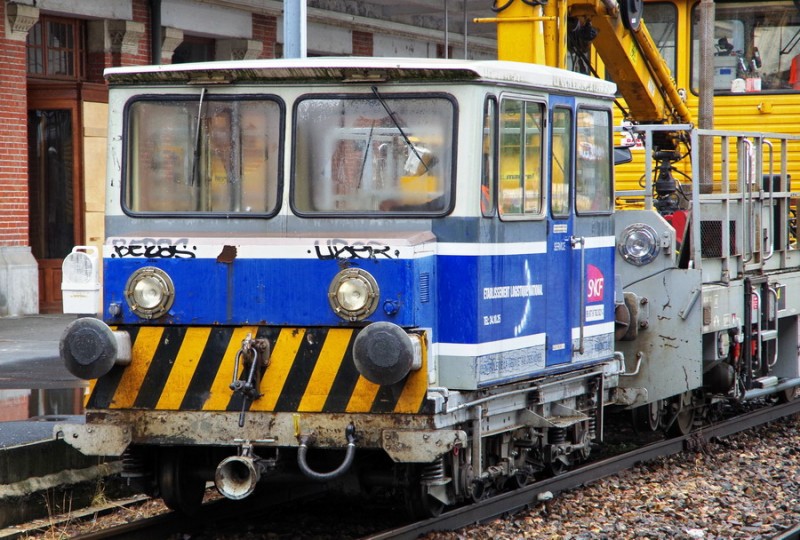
[576,108,612,214]
[481,97,497,216]
[551,108,572,217]
[499,98,544,218]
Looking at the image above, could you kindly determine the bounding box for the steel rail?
[364,399,800,540]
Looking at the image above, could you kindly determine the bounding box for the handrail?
[762,139,775,261]
[571,235,586,355]
[767,286,779,368]
[741,138,755,264]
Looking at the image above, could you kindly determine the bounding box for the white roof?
[105,57,617,98]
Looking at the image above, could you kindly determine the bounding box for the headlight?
[328,268,379,321]
[618,224,660,266]
[124,267,175,319]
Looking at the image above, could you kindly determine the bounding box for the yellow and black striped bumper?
[87,326,429,415]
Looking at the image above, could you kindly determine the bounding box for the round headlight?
[124,267,175,319]
[618,224,660,266]
[328,268,379,321]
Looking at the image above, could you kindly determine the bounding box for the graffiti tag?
[110,238,196,259]
[311,240,398,260]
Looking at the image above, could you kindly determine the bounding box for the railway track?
[62,398,800,539]
[368,398,800,540]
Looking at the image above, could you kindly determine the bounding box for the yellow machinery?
[480,0,691,126]
[481,0,800,204]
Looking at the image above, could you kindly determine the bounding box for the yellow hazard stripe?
[298,328,352,412]
[346,376,381,412]
[394,338,429,413]
[251,328,306,411]
[203,327,258,411]
[90,325,428,414]
[113,327,163,408]
[156,327,211,410]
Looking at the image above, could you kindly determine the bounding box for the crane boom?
[481,0,692,126]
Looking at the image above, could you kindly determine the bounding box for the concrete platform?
[0,418,121,530]
[0,314,83,390]
[0,316,114,530]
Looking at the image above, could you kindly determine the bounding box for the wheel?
[776,386,800,403]
[632,401,662,433]
[508,468,532,490]
[666,392,695,437]
[546,455,573,476]
[402,465,446,520]
[158,448,206,516]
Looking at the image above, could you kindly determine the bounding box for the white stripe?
[436,333,546,357]
[104,236,613,260]
[436,242,547,256]
[572,322,615,339]
[583,236,616,249]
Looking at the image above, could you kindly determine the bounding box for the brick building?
[0,0,496,317]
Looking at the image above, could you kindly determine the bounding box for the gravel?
[422,414,800,540]
[17,415,800,539]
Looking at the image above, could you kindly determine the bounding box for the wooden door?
[28,104,82,313]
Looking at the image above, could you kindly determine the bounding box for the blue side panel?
[436,252,549,346]
[103,256,427,327]
[435,255,478,343]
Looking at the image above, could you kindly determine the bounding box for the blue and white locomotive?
[57,56,800,515]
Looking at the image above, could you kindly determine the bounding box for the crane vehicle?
[55,0,800,516]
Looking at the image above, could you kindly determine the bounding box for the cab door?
[545,99,576,366]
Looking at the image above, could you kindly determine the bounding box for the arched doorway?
[26,15,85,313]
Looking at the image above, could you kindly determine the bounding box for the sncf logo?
[587,264,604,302]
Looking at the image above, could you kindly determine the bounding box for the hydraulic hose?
[297,424,357,482]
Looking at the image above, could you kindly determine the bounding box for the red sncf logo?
[587,264,604,302]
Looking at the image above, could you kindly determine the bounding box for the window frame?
[481,95,499,217]
[575,106,613,216]
[120,93,286,218]
[26,15,86,81]
[497,95,547,222]
[550,106,573,219]
[289,91,459,218]
[690,0,800,94]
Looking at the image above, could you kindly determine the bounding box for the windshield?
[692,1,800,93]
[124,96,282,215]
[292,94,455,215]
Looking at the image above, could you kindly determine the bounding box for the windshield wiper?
[371,85,429,173]
[190,87,206,186]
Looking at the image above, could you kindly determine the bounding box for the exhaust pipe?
[215,454,262,500]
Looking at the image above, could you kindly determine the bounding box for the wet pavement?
[0,415,84,449]
[0,314,84,389]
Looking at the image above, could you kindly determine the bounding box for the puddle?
[0,387,83,422]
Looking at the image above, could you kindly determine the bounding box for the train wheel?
[666,392,695,437]
[158,448,205,515]
[546,455,572,476]
[402,465,445,519]
[508,468,532,489]
[632,401,662,433]
[776,386,800,403]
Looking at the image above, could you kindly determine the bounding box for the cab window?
[292,93,455,215]
[499,98,544,218]
[125,97,283,215]
[575,108,612,214]
[481,97,497,216]
[551,107,572,218]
